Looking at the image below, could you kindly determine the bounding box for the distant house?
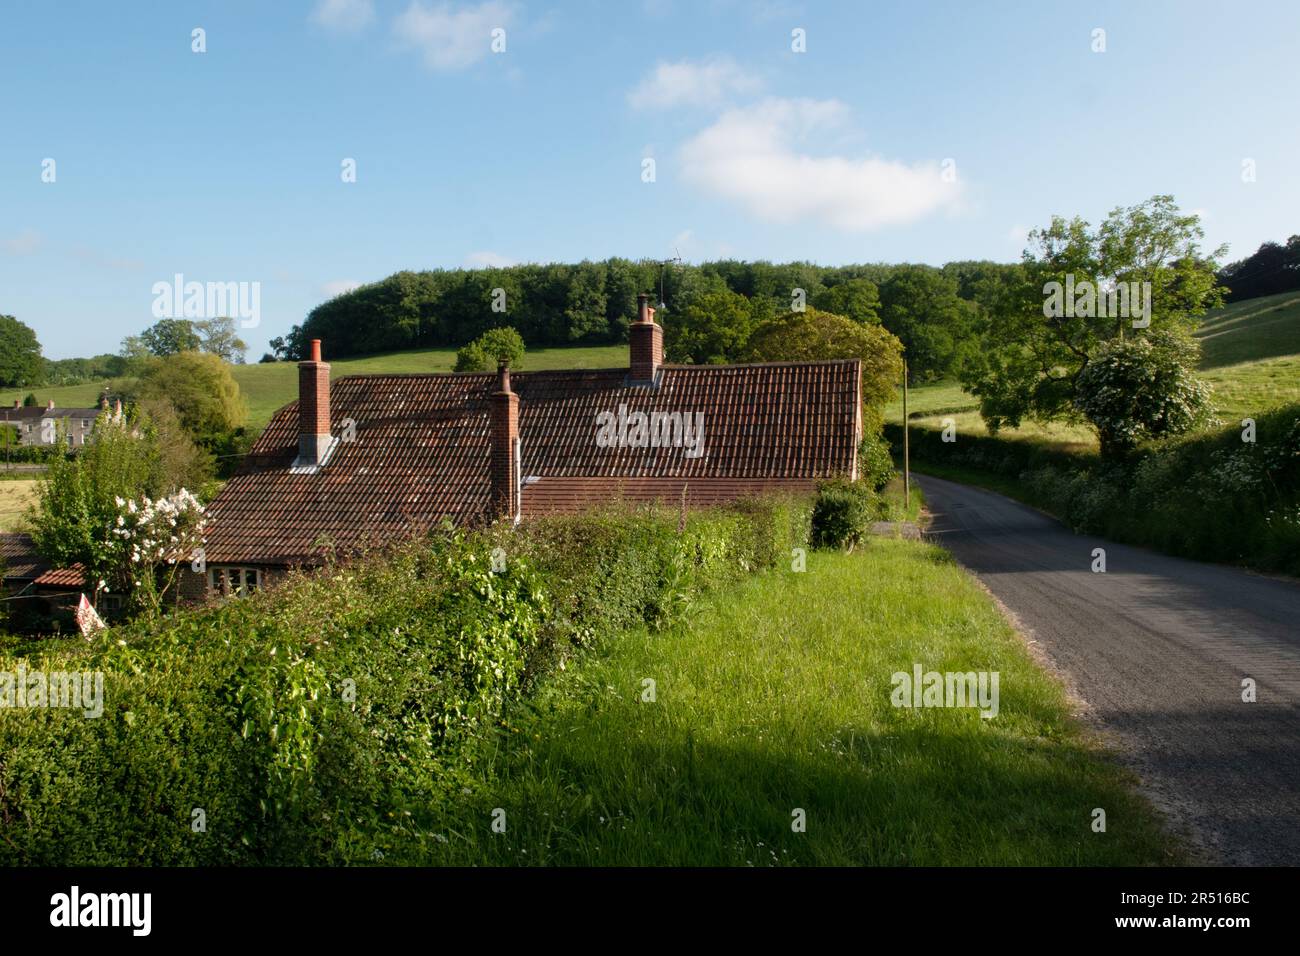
[2,398,121,448]
[193,295,862,598]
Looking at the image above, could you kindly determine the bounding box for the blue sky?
[2,0,1297,359]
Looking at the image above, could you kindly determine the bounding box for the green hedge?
[887,404,1300,574]
[0,495,811,865]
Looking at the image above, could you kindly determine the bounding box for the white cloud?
[393,1,514,71]
[464,250,516,268]
[2,229,42,255]
[628,57,761,111]
[322,279,363,298]
[678,98,963,232]
[311,0,375,32]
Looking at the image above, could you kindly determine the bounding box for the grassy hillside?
[887,291,1300,447]
[2,344,630,432]
[1196,290,1300,368]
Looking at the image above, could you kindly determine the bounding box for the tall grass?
[422,542,1178,866]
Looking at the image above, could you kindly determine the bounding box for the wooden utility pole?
[902,360,910,505]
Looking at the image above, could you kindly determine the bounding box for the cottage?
[194,295,863,598]
[1,397,121,449]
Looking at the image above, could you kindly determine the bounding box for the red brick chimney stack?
[298,338,332,466]
[630,292,663,383]
[490,360,520,523]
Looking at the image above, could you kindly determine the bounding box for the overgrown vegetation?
[423,541,1178,866]
[0,496,811,864]
[890,403,1300,574]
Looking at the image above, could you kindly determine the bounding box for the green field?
[426,540,1178,866]
[2,344,630,432]
[1196,291,1300,368]
[887,291,1300,448]
[0,479,39,532]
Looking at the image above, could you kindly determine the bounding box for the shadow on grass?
[419,719,1180,867]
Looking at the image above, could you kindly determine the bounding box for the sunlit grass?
[420,541,1178,866]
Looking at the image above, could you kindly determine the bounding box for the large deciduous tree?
[964,195,1225,436]
[140,318,201,356]
[0,315,44,387]
[195,316,248,364]
[878,266,976,383]
[812,278,881,325]
[126,351,247,447]
[663,274,755,365]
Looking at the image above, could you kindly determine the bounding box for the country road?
[915,472,1300,866]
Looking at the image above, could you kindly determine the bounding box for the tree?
[22,393,38,407]
[454,327,526,372]
[195,316,248,364]
[748,308,903,409]
[127,351,247,447]
[748,308,904,489]
[812,279,882,325]
[1073,330,1214,459]
[878,266,975,383]
[140,318,200,356]
[664,275,754,364]
[965,195,1225,434]
[563,261,608,341]
[32,409,164,573]
[0,315,44,387]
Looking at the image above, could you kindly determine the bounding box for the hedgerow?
[887,403,1300,574]
[0,495,810,865]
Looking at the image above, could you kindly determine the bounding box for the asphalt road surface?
[916,473,1300,865]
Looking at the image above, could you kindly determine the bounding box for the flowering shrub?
[105,489,207,616]
[1073,331,1215,459]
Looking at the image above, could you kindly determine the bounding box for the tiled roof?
[0,532,48,580]
[0,533,86,587]
[33,564,87,588]
[204,360,861,565]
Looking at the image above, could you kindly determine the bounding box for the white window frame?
[208,566,263,597]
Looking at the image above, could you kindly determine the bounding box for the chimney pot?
[297,339,332,467]
[47,399,55,410]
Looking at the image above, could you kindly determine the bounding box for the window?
[208,566,262,597]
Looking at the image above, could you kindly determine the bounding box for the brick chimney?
[489,360,520,523]
[12,400,19,410]
[297,338,332,468]
[629,293,663,384]
[46,399,55,410]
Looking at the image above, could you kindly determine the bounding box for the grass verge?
[422,540,1179,866]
